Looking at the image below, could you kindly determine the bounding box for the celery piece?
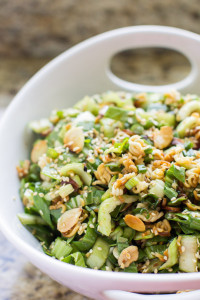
[159,238,178,270]
[179,235,198,272]
[177,100,200,121]
[164,186,178,199]
[58,184,74,198]
[125,177,139,190]
[73,175,83,187]
[86,238,110,269]
[18,213,47,226]
[59,163,92,186]
[137,164,147,174]
[149,179,165,198]
[44,189,58,201]
[51,237,72,260]
[101,189,111,201]
[177,116,198,138]
[47,148,59,159]
[100,118,118,138]
[104,106,129,122]
[98,197,121,236]
[155,112,176,127]
[63,252,87,267]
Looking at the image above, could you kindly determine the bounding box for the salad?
[17,90,200,273]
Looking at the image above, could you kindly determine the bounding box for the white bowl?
[1,26,200,300]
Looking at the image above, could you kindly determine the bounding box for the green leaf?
[121,262,138,273]
[167,165,185,183]
[104,106,129,122]
[33,194,54,229]
[72,216,97,252]
[62,252,87,268]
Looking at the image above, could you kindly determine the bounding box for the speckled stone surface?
[0,0,200,58]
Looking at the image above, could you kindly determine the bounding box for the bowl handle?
[102,289,200,300]
[102,26,200,93]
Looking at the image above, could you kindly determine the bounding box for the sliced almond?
[118,246,139,269]
[153,126,173,149]
[63,127,84,153]
[31,140,47,163]
[124,214,146,232]
[57,207,82,235]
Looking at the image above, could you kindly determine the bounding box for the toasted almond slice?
[118,246,139,268]
[153,126,173,149]
[31,140,47,163]
[63,127,84,153]
[124,214,146,232]
[57,207,82,235]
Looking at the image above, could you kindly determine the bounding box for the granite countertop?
[0,49,191,300]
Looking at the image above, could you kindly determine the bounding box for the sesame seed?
[93,267,98,270]
[168,268,173,272]
[39,210,43,216]
[25,183,29,188]
[33,192,38,196]
[97,247,102,251]
[181,246,185,253]
[89,224,94,228]
[39,193,44,197]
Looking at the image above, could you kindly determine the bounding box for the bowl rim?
[1,25,200,282]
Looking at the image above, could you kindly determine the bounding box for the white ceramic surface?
[0,26,200,300]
